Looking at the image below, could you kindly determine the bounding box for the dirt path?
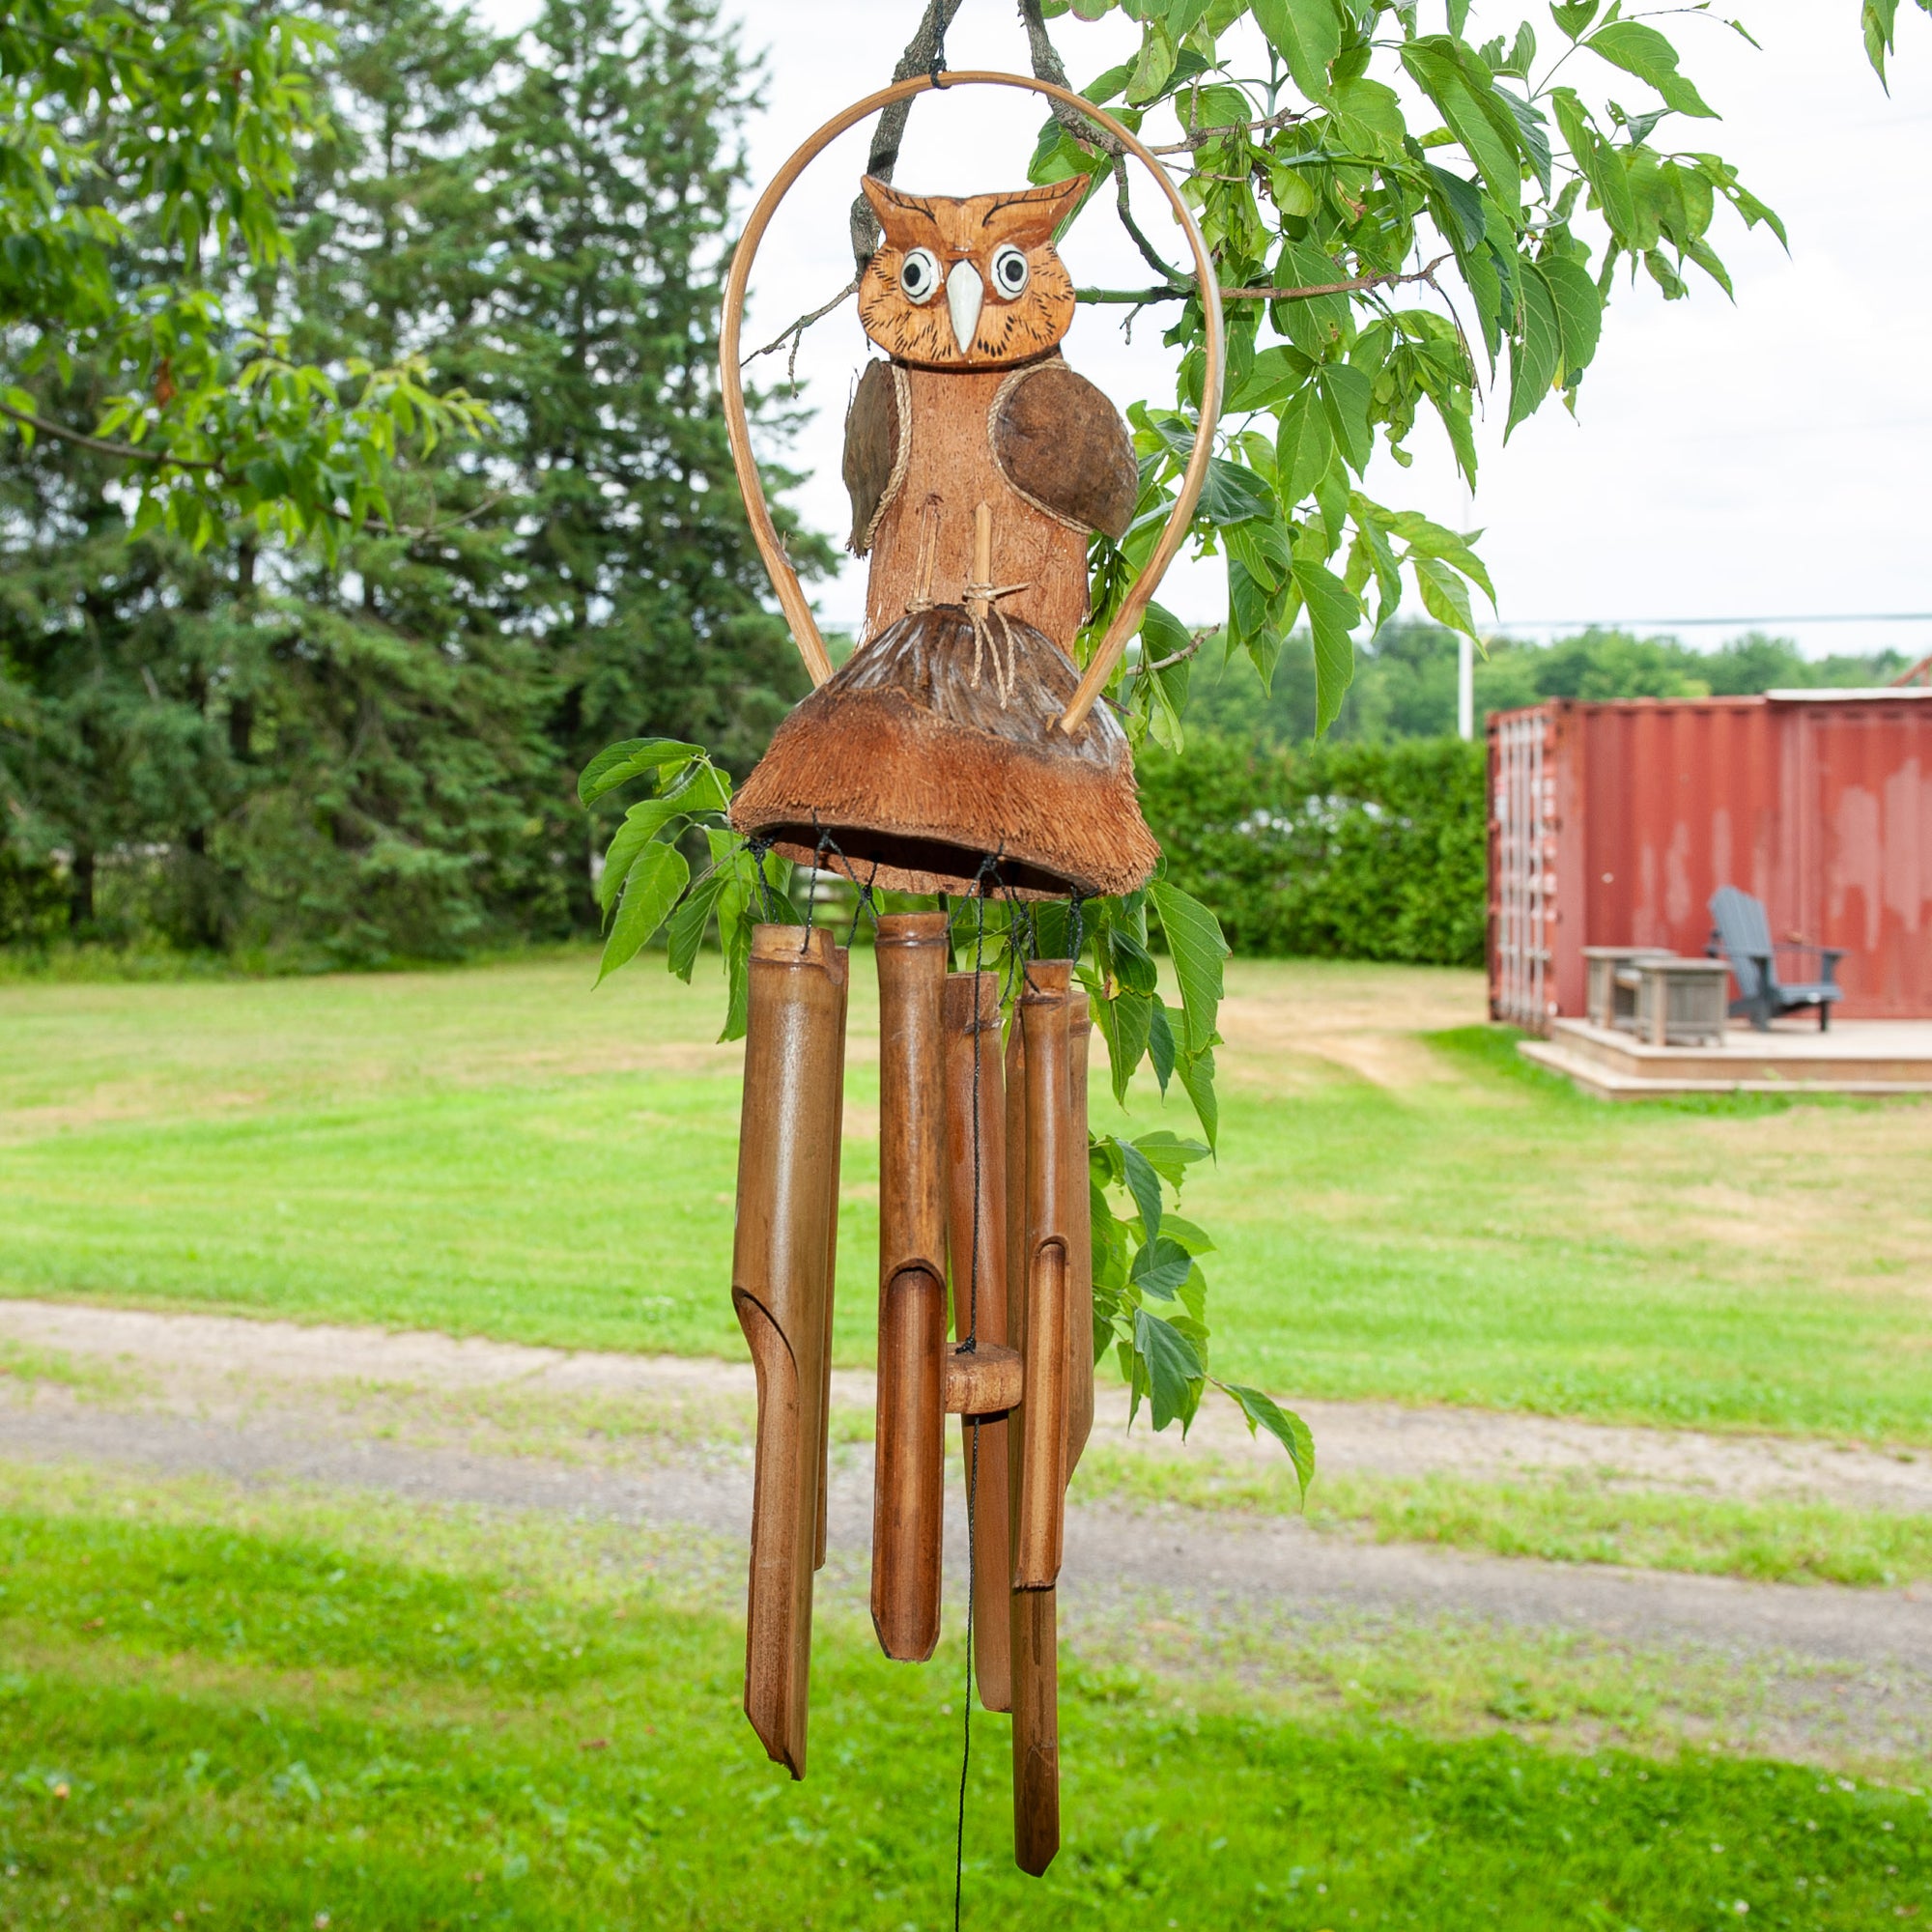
[9,1298,1932,1765]
[7,1297,1929,1512]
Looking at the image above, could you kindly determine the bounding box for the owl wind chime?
[715,72,1222,1877]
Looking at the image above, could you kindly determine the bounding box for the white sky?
[479,1,1932,664]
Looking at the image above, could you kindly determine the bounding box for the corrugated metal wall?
[1487,695,1932,1026]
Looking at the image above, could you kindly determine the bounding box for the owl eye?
[990,244,1030,298]
[898,247,941,303]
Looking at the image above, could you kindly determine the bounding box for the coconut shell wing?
[843,359,904,554]
[993,362,1139,541]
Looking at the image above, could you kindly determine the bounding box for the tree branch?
[1149,105,1307,155]
[1113,155,1193,290]
[1075,255,1452,305]
[1019,0,1126,158]
[0,400,219,470]
[847,0,968,271]
[1129,631,1207,677]
[741,276,861,386]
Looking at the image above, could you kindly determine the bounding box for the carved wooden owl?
[844,175,1140,648]
[729,174,1159,902]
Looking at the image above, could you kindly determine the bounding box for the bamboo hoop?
[718,70,1225,731]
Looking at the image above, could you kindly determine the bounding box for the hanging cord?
[930,6,950,87]
[746,836,780,926]
[844,854,883,948]
[1066,891,1085,968]
[799,822,832,955]
[962,579,1032,708]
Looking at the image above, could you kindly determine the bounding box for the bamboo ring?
[718,70,1225,735]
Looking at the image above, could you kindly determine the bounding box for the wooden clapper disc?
[713,70,1223,1873]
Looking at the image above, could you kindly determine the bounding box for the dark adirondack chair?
[1707,886,1844,1032]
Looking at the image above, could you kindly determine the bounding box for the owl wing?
[842,359,905,555]
[991,360,1140,541]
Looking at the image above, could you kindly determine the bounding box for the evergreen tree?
[458,0,830,893]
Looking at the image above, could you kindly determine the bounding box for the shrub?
[1137,734,1486,966]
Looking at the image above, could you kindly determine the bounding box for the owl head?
[856,175,1087,370]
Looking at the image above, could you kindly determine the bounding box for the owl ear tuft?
[990,174,1090,247]
[861,176,935,243]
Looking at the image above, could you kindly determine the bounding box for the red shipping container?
[1488,692,1932,1028]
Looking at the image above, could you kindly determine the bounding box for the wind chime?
[715,71,1222,1877]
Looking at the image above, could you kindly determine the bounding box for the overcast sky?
[481,0,1932,664]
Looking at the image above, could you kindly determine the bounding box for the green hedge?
[1136,734,1487,966]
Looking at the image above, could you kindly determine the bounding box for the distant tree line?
[1183,623,1914,747]
[0,0,826,962]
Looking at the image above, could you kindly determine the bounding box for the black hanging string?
[929,5,951,88]
[800,820,831,956]
[845,855,883,948]
[1067,891,1085,967]
[746,836,779,926]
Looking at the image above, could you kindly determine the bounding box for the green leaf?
[595,842,689,985]
[1104,988,1153,1103]
[1148,882,1228,1057]
[1130,1236,1195,1301]
[1275,384,1335,506]
[1315,362,1374,474]
[1402,42,1521,216]
[1226,516,1293,593]
[1176,1043,1219,1151]
[1227,344,1313,412]
[1505,262,1562,439]
[1585,20,1717,119]
[579,738,701,807]
[596,801,682,918]
[1108,924,1160,996]
[1414,555,1478,641]
[666,867,726,981]
[1537,256,1603,381]
[1119,1140,1166,1241]
[1251,0,1342,101]
[1221,1382,1317,1495]
[1147,996,1177,1094]
[1289,556,1360,732]
[1549,2,1598,42]
[1134,1308,1205,1433]
[1197,457,1278,526]
[1130,1129,1210,1184]
[1384,508,1495,602]
[1157,1212,1216,1256]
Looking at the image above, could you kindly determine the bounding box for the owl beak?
[945,259,983,355]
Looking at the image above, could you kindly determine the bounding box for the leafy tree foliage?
[0,0,822,956]
[1008,0,1920,741]
[0,0,488,546]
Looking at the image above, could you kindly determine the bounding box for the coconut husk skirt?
[728,604,1161,900]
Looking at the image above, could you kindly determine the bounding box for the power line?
[1492,612,1932,629]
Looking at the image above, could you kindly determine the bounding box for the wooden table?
[1633,957,1732,1047]
[1582,946,1674,1030]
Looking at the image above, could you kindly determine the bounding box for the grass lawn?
[3,1464,1926,1931]
[2,951,1929,1439]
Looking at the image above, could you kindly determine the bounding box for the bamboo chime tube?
[941,969,1012,1713]
[733,923,848,1778]
[1013,960,1072,1589]
[1001,981,1060,1876]
[1009,1583,1061,1875]
[1065,992,1094,1476]
[815,920,847,1575]
[871,912,951,1662]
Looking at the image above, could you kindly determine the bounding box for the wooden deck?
[1520,1017,1932,1100]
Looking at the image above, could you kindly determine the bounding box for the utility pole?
[1458,632,1474,740]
